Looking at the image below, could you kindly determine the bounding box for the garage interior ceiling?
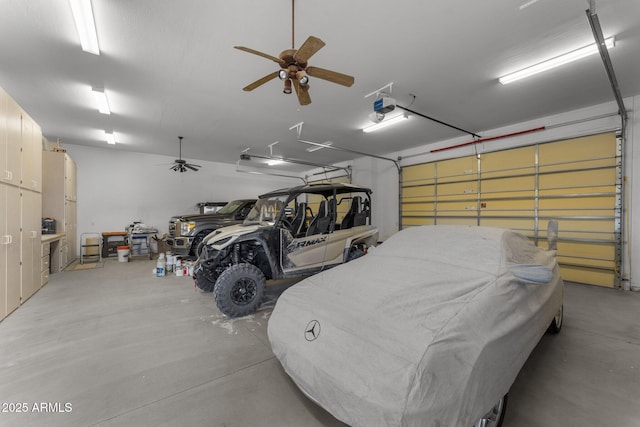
[0,0,638,173]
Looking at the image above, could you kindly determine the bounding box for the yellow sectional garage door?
[401,132,621,287]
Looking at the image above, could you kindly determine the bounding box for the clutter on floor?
[154,252,195,278]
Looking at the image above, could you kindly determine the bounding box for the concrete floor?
[0,258,639,427]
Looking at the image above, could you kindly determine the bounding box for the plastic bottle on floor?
[156,254,166,277]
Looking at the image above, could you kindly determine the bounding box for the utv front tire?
[214,263,266,318]
[194,264,217,292]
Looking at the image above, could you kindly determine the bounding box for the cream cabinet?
[0,85,42,321]
[42,151,77,271]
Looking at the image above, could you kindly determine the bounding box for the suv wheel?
[214,263,266,318]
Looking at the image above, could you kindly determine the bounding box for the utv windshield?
[244,195,288,225]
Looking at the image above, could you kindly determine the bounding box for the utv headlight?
[179,221,196,235]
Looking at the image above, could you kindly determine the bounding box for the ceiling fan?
[234,0,354,105]
[171,136,201,173]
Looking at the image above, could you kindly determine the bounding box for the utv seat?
[289,202,307,236]
[306,201,326,236]
[340,196,361,230]
[315,199,336,234]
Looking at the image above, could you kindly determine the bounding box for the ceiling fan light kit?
[234,0,354,105]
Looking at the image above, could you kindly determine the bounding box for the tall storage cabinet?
[0,86,43,321]
[42,151,77,272]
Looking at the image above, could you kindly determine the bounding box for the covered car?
[268,224,563,427]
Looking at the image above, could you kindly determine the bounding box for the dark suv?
[167,199,256,256]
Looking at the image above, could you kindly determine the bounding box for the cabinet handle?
[2,235,11,245]
[32,179,38,188]
[3,170,11,180]
[31,230,37,238]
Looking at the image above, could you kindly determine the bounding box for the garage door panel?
[559,265,615,287]
[478,217,534,233]
[538,195,616,210]
[401,216,435,227]
[482,146,536,173]
[437,181,477,197]
[557,241,615,260]
[481,198,535,211]
[403,185,435,199]
[481,175,535,193]
[402,163,435,182]
[540,185,614,196]
[436,156,477,181]
[539,169,615,189]
[538,133,617,163]
[437,217,477,226]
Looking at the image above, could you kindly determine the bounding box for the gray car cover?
[268,225,563,427]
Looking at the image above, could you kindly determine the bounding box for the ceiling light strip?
[362,114,408,133]
[69,0,100,55]
[92,87,111,114]
[498,37,614,85]
[104,130,115,144]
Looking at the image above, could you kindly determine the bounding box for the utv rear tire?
[214,263,266,318]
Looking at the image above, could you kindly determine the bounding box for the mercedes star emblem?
[304,320,321,341]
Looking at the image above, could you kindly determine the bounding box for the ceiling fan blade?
[185,164,199,171]
[306,66,355,87]
[243,71,279,91]
[234,46,285,65]
[293,36,325,63]
[292,80,311,106]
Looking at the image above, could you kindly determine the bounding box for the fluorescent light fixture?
[362,114,409,133]
[92,87,111,114]
[104,130,115,145]
[266,159,284,166]
[69,0,100,55]
[499,37,615,85]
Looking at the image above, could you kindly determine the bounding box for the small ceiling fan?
[234,0,354,105]
[171,136,201,173]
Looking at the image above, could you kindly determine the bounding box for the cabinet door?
[30,122,42,193]
[21,190,40,301]
[6,185,21,313]
[5,94,21,187]
[21,115,41,192]
[0,184,7,320]
[65,200,77,262]
[65,154,77,201]
[0,89,7,186]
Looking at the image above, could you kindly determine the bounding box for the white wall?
[64,145,299,251]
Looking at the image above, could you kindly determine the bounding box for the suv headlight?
[179,221,196,235]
